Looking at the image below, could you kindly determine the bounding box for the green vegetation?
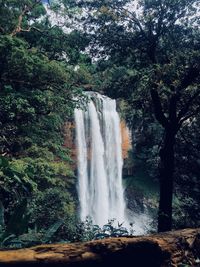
[0,0,200,248]
[0,0,92,247]
[124,172,158,201]
[76,0,200,231]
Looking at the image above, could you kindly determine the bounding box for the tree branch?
[178,107,200,127]
[177,90,200,122]
[168,94,179,133]
[120,7,147,39]
[21,26,43,33]
[10,0,42,37]
[10,5,29,36]
[150,88,169,128]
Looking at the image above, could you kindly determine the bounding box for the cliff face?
[0,228,199,267]
[63,120,132,165]
[120,120,132,159]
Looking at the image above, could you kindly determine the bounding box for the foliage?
[0,212,132,248]
[173,114,200,228]
[0,0,88,248]
[76,0,200,231]
[29,188,75,229]
[71,217,131,242]
[0,156,36,216]
[0,0,200,246]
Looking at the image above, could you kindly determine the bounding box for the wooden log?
[0,228,199,267]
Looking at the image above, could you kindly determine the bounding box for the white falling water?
[74,92,127,226]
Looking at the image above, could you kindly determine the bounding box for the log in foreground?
[0,228,200,267]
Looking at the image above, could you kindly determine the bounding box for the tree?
[0,0,92,240]
[77,0,200,231]
[173,112,200,228]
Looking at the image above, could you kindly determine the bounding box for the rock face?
[63,120,132,162]
[120,120,132,159]
[0,228,199,267]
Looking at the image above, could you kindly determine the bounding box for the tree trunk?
[0,228,199,267]
[158,129,175,232]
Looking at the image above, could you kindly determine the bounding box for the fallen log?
[0,228,199,267]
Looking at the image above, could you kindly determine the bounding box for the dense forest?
[0,0,200,249]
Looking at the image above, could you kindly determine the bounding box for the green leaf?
[43,220,63,243]
[0,157,9,168]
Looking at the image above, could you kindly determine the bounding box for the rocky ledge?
[0,228,199,267]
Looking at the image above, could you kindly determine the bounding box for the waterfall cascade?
[75,92,127,226]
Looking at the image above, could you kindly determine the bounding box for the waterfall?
[74,92,127,226]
